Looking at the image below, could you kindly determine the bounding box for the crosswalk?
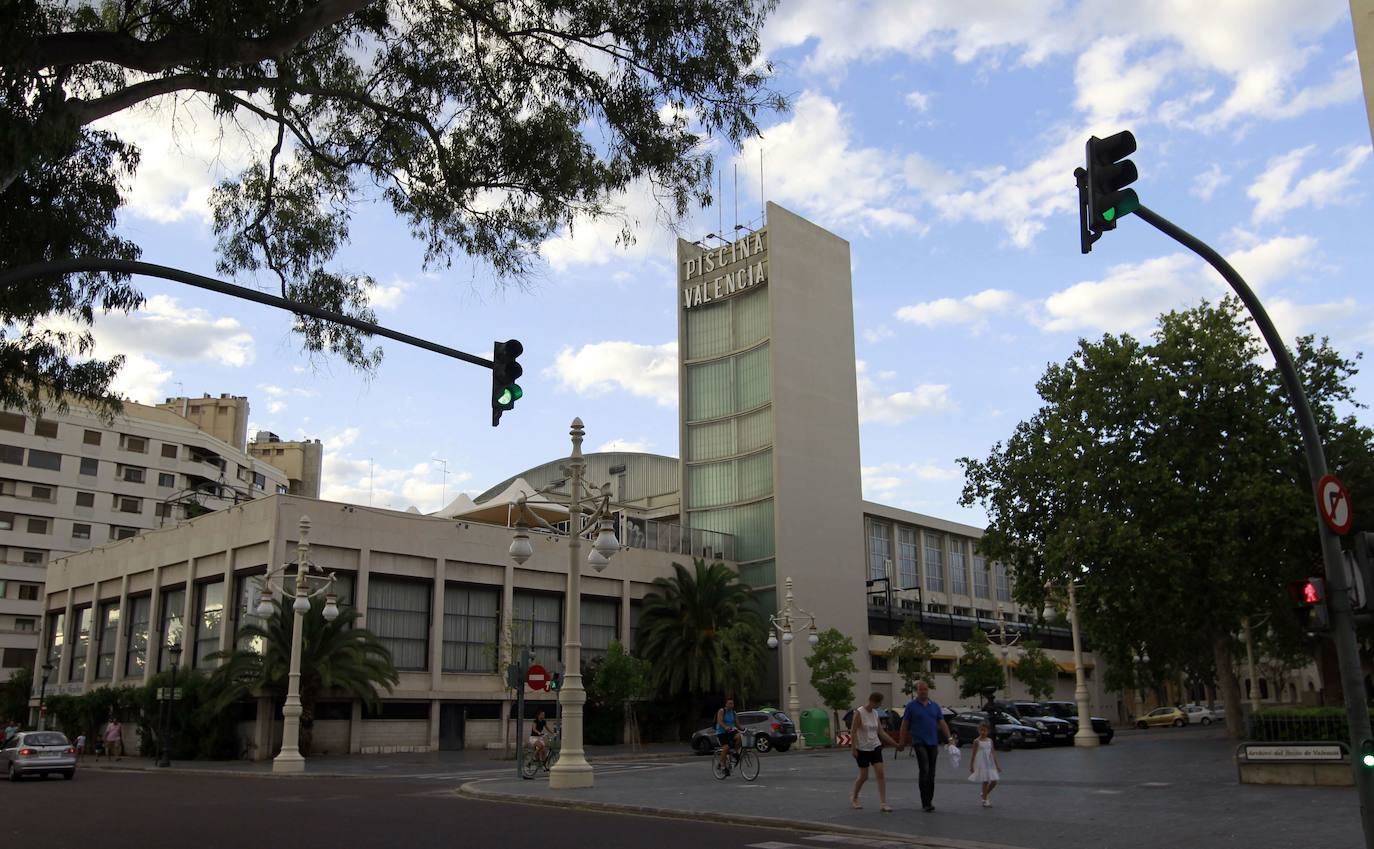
[749,833,1009,849]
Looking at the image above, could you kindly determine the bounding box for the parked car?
[948,709,1041,750]
[1040,700,1116,744]
[2,731,77,781]
[996,701,1076,746]
[690,710,798,754]
[1134,706,1189,728]
[1181,704,1223,726]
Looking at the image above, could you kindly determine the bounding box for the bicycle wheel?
[738,748,760,781]
[712,756,728,780]
[521,753,540,779]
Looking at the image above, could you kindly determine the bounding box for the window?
[75,491,95,508]
[0,412,24,433]
[930,658,954,674]
[124,596,151,677]
[442,584,499,672]
[159,587,186,671]
[194,582,225,668]
[0,445,22,464]
[0,512,12,531]
[870,653,889,671]
[154,503,175,519]
[158,472,175,488]
[236,577,267,654]
[367,577,430,670]
[34,419,57,438]
[973,555,990,599]
[15,618,36,632]
[950,544,968,596]
[29,485,52,501]
[161,443,178,459]
[121,435,148,453]
[22,550,43,564]
[252,472,266,490]
[70,606,92,680]
[26,517,48,534]
[120,466,145,484]
[96,602,120,678]
[581,597,618,666]
[923,532,945,593]
[897,527,918,590]
[83,429,102,446]
[513,591,562,666]
[46,611,65,669]
[1,648,36,669]
[867,520,891,582]
[994,562,1012,602]
[26,449,60,471]
[18,584,39,601]
[116,497,141,514]
[80,457,98,476]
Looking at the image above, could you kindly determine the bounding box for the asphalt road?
[0,770,887,849]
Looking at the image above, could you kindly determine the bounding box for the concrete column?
[355,547,370,626]
[429,559,444,751]
[428,699,441,751]
[81,583,99,690]
[111,574,130,686]
[57,588,74,684]
[218,546,237,656]
[144,566,162,685]
[180,557,198,659]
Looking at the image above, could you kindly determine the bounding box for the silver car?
[2,731,78,781]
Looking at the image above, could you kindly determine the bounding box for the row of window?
[867,519,1013,603]
[870,654,956,674]
[0,412,184,459]
[0,579,41,600]
[0,443,190,485]
[0,513,141,541]
[44,576,634,682]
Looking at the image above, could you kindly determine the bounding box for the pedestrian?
[75,733,87,760]
[103,717,123,760]
[849,692,900,813]
[967,722,1002,807]
[899,680,953,812]
[3,718,17,746]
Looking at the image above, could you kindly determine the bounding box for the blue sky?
[80,0,1373,524]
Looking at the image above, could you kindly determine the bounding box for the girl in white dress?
[967,722,1002,807]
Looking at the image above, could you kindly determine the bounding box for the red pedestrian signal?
[1287,578,1329,630]
[1303,581,1321,605]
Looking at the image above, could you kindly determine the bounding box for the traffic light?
[1083,130,1140,240]
[491,339,524,427]
[1362,739,1374,769]
[1287,577,1330,631]
[549,672,561,692]
[1353,532,1374,612]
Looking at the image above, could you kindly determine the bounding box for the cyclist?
[714,696,744,773]
[529,709,550,765]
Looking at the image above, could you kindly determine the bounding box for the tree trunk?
[1212,634,1245,739]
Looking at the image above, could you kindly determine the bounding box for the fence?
[1246,708,1369,743]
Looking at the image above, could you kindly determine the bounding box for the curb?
[456,778,1029,849]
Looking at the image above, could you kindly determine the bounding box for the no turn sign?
[1317,474,1353,535]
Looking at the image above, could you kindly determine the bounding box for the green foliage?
[717,620,767,707]
[952,628,1004,700]
[1014,640,1058,701]
[637,559,764,701]
[592,641,651,706]
[0,667,33,724]
[805,628,857,719]
[888,620,937,696]
[207,596,399,755]
[41,674,238,759]
[2,0,785,402]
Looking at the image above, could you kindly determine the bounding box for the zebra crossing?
[749,833,1006,849]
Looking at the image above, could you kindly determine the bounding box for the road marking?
[748,842,807,849]
[1138,781,1171,788]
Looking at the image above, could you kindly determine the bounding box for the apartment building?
[247,432,323,498]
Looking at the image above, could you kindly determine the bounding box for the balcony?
[621,515,735,562]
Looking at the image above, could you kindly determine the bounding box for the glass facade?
[124,596,150,676]
[973,555,990,599]
[897,527,918,589]
[950,543,968,596]
[995,562,1012,602]
[442,584,500,673]
[96,601,119,679]
[368,577,430,670]
[512,591,562,665]
[923,532,945,592]
[580,597,618,666]
[194,581,225,668]
[867,521,891,582]
[69,607,91,681]
[159,587,185,671]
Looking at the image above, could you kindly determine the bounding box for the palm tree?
[637,559,765,719]
[207,596,399,755]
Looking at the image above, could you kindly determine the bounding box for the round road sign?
[1317,474,1353,535]
[526,664,548,690]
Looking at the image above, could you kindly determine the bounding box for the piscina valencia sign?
[681,230,768,310]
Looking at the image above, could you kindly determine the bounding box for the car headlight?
[1034,721,1047,730]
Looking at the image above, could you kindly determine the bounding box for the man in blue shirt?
[899,680,952,812]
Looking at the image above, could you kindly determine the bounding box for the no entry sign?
[1317,474,1353,535]
[526,664,548,690]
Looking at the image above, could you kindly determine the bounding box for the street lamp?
[987,605,1021,695]
[157,643,183,767]
[766,576,818,750]
[36,661,54,730]
[256,515,339,774]
[506,418,620,789]
[1044,580,1099,748]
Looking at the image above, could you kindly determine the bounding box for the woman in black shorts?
[850,691,900,812]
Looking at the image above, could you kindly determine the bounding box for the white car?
[1182,704,1223,726]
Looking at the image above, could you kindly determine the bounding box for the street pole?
[36,663,52,730]
[1135,205,1374,847]
[274,516,311,774]
[783,579,802,749]
[1067,582,1099,747]
[1243,616,1262,717]
[550,418,593,789]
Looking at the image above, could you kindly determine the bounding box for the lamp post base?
[548,761,594,789]
[1073,729,1101,747]
[272,750,306,774]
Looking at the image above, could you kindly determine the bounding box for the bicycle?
[711,734,759,781]
[521,729,561,779]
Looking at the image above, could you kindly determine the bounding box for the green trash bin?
[800,708,831,747]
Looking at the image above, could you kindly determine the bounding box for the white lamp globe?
[592,518,619,557]
[587,548,610,572]
[509,529,534,565]
[782,630,793,645]
[256,597,274,618]
[808,630,819,645]
[767,633,779,649]
[293,594,310,614]
[323,593,340,622]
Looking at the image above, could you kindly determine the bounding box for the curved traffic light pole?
[0,257,496,368]
[1134,204,1374,847]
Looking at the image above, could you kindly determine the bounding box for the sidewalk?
[457,730,1361,849]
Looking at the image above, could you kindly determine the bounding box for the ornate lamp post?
[766,577,818,749]
[507,418,620,789]
[1044,581,1098,747]
[255,516,340,774]
[157,643,183,766]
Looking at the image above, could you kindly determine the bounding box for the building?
[157,394,250,451]
[1354,0,1374,146]
[0,396,289,682]
[248,432,324,498]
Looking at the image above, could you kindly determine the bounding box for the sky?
[75,0,1374,525]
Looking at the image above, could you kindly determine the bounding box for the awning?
[434,477,569,526]
[1057,661,1095,673]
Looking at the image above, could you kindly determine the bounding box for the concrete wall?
[359,719,429,753]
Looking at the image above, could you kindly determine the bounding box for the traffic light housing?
[1353,532,1374,612]
[1288,577,1330,631]
[549,672,561,692]
[491,339,524,427]
[1362,739,1374,770]
[1078,130,1140,253]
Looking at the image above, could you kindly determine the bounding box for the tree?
[1014,640,1058,702]
[589,640,652,746]
[952,628,1004,701]
[888,620,937,696]
[717,620,767,708]
[208,596,399,755]
[805,627,857,741]
[0,667,33,726]
[637,558,764,721]
[959,298,1374,738]
[1,0,785,412]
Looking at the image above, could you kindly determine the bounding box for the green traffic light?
[1364,752,1374,768]
[497,384,523,406]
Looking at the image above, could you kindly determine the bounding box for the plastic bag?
[946,742,961,769]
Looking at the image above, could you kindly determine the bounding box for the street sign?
[1317,473,1353,534]
[835,731,852,746]
[526,664,548,690]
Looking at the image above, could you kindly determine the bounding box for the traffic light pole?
[1135,204,1374,847]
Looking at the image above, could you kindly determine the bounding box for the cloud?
[596,438,655,453]
[905,90,931,112]
[1248,145,1371,223]
[109,353,173,404]
[856,360,956,425]
[317,429,473,511]
[84,294,255,367]
[1191,164,1230,200]
[540,179,687,272]
[369,279,414,311]
[862,462,961,499]
[863,325,896,344]
[547,341,678,407]
[896,289,1017,330]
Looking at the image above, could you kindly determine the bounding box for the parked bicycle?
[521,728,561,779]
[712,741,760,781]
